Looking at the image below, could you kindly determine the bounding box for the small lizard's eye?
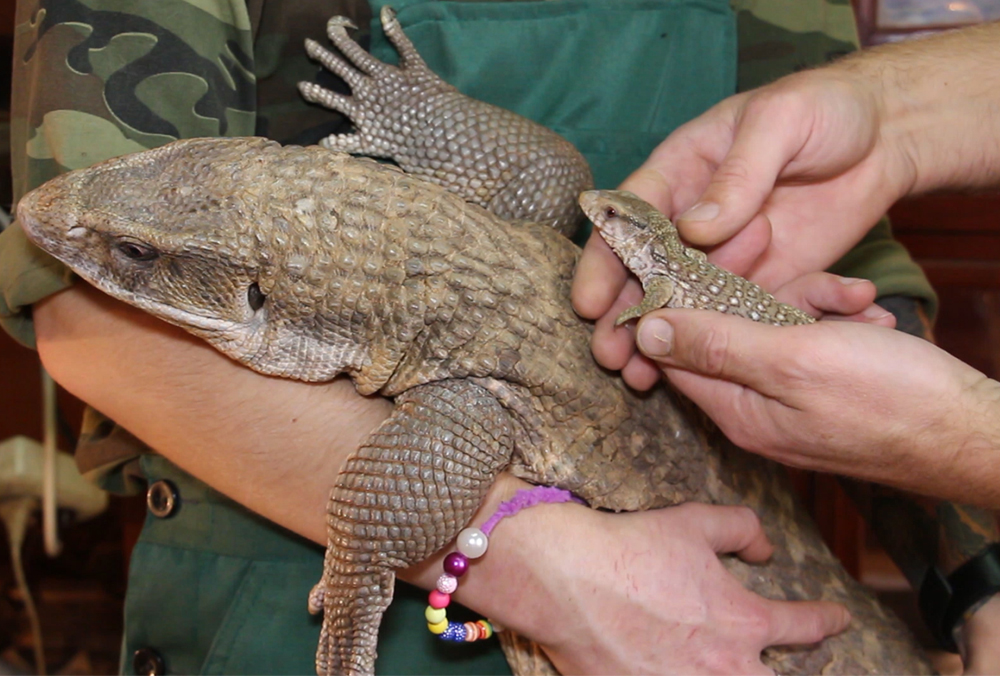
[604,206,618,219]
[247,282,266,311]
[115,240,159,262]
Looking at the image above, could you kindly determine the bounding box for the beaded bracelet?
[425,486,583,642]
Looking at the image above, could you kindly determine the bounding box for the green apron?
[121,1,737,673]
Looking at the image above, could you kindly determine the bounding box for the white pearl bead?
[456,527,489,558]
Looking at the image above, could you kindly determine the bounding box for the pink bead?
[443,552,469,577]
[428,590,451,609]
[436,574,458,594]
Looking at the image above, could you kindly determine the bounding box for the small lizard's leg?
[313,379,513,676]
[615,275,675,325]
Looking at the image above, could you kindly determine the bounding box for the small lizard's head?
[18,138,293,365]
[578,189,668,268]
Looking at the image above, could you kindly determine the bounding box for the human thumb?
[635,309,783,392]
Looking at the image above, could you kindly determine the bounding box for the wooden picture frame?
[852,0,1000,44]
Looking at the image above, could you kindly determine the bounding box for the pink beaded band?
[425,486,583,642]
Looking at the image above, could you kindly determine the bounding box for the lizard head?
[18,137,364,381]
[578,189,675,275]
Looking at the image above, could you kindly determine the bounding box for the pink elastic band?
[480,486,585,536]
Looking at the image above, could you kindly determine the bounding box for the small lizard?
[580,190,815,326]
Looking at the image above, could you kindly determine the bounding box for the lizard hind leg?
[312,379,515,676]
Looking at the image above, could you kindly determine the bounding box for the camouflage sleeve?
[732,0,858,92]
[1,0,257,348]
[735,0,1000,628]
[1,0,259,487]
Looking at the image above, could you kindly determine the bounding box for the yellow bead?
[428,619,448,635]
[425,605,447,624]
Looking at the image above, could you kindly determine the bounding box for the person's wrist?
[398,474,594,644]
[957,593,1000,671]
[828,50,920,203]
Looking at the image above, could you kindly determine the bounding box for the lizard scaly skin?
[16,10,932,676]
[581,190,815,326]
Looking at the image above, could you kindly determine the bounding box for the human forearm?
[835,22,1000,196]
[34,283,387,543]
[962,594,1000,673]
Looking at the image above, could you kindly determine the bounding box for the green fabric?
[126,456,510,675]
[829,218,935,313]
[369,0,737,195]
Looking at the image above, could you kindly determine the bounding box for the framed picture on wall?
[853,0,1000,43]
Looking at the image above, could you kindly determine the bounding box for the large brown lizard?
[15,9,934,676]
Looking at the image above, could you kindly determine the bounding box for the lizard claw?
[326,15,358,34]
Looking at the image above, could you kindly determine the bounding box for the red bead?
[428,590,451,609]
[443,552,469,577]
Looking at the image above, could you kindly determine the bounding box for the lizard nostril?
[247,282,266,311]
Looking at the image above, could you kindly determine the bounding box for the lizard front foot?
[615,276,675,326]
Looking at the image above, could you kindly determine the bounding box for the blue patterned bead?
[440,622,467,642]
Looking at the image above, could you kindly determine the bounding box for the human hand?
[515,502,849,675]
[571,68,909,389]
[576,264,895,391]
[629,308,1000,506]
[574,65,911,301]
[961,593,1000,674]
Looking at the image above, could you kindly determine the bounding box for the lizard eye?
[115,239,159,262]
[604,206,618,219]
[247,282,266,311]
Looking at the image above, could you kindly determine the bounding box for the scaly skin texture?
[19,137,932,676]
[298,8,593,236]
[581,190,815,327]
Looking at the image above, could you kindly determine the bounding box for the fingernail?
[637,318,674,357]
[679,201,720,222]
[863,305,892,320]
[838,277,868,286]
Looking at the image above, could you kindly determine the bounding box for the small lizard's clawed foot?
[615,277,676,325]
